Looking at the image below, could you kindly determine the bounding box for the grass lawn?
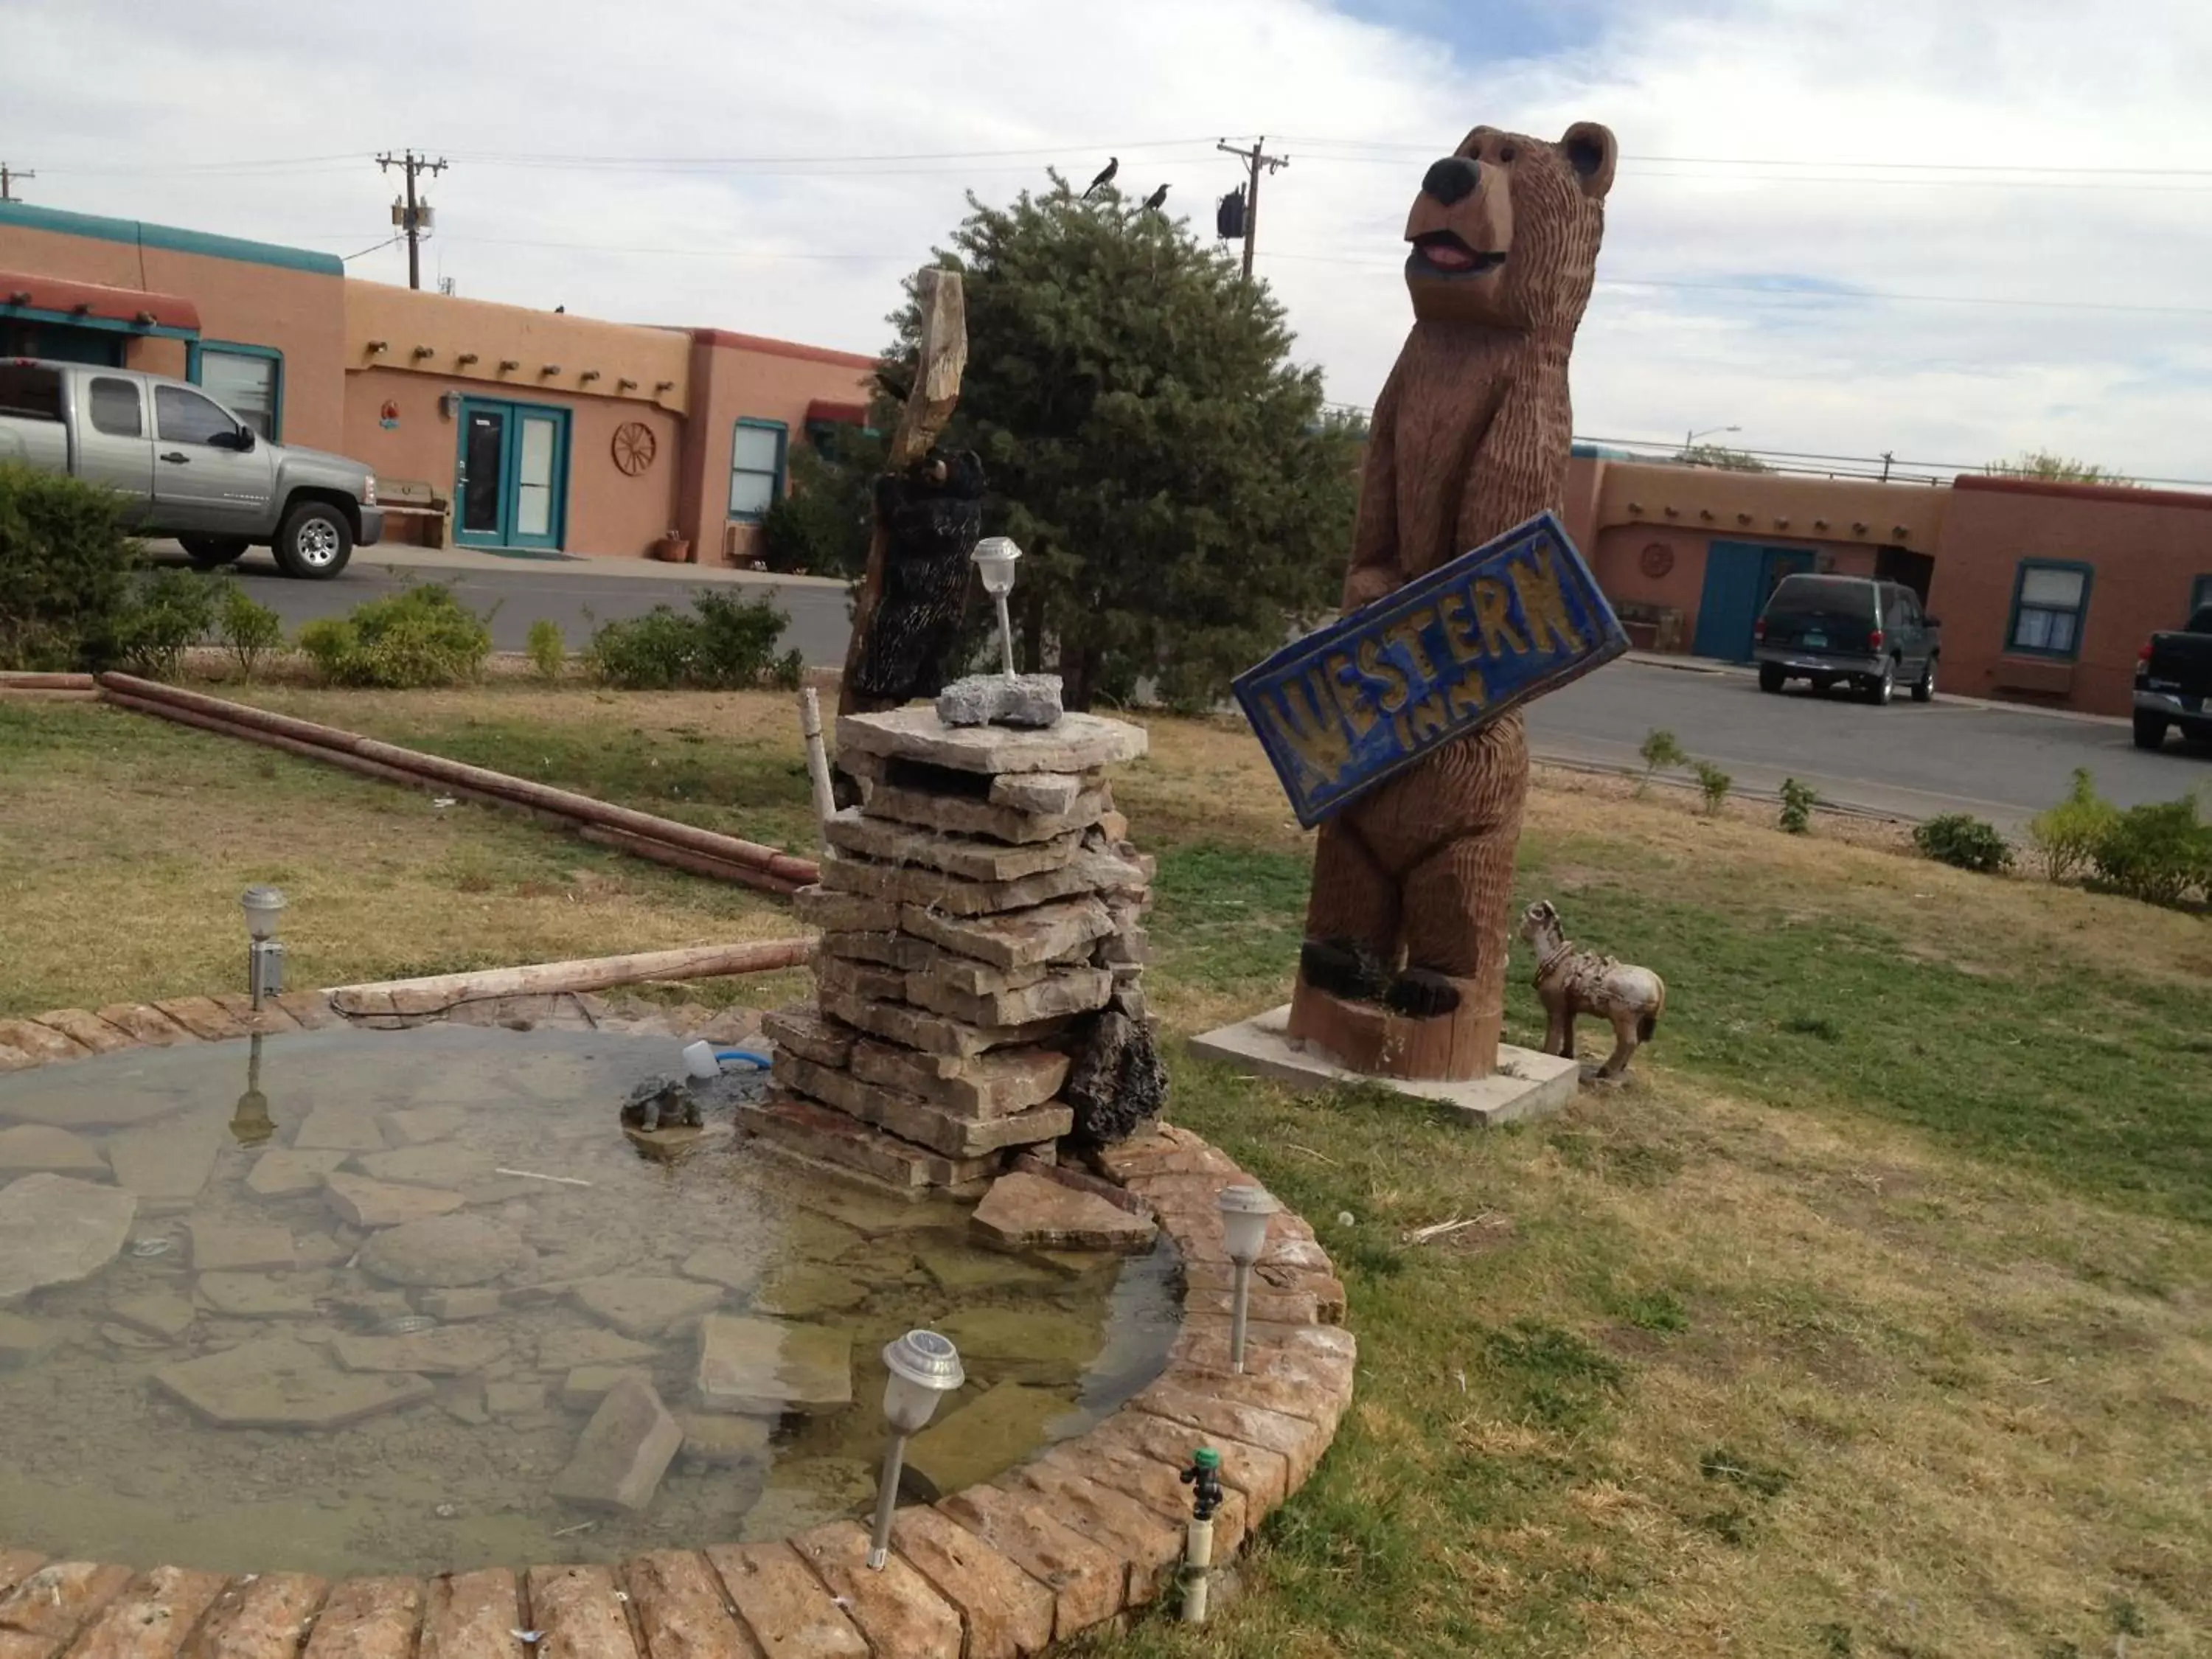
[6,684,2210,1654]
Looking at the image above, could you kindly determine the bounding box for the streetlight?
[970,537,1022,681]
[1683,423,1741,450]
[1217,1185,1281,1373]
[868,1329,965,1568]
[240,886,287,1011]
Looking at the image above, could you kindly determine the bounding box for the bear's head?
[1403,122,1616,333]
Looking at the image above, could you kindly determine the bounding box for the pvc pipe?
[1229,1260,1253,1374]
[799,687,836,842]
[714,1049,771,1069]
[1181,1516,1214,1624]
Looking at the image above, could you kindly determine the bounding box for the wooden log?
[327,939,814,1018]
[838,267,967,719]
[0,689,100,702]
[575,827,804,897]
[180,1576,327,1659]
[0,672,96,690]
[61,1566,229,1659]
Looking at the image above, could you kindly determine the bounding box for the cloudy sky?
[6,0,2208,483]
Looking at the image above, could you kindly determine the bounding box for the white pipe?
[1180,1515,1214,1623]
[799,686,837,843]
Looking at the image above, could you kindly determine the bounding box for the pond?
[0,1023,1176,1577]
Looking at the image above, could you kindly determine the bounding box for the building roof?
[0,268,201,334]
[0,200,342,277]
[1952,473,2212,514]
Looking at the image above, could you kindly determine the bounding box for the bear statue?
[1288,119,1618,1082]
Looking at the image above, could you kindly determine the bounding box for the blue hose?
[714,1048,771,1070]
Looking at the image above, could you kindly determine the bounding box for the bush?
[297,584,491,688]
[2027,767,2119,883]
[218,580,285,681]
[0,462,144,670]
[759,442,874,578]
[1778,777,1818,835]
[1913,813,2013,874]
[587,589,796,689]
[1691,759,1732,816]
[114,568,220,680]
[2088,798,2211,908]
[526,619,568,684]
[1638,728,1687,795]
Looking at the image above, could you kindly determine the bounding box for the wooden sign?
[1235,512,1627,827]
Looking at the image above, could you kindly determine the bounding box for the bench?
[377,478,450,548]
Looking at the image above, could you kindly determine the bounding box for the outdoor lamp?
[868,1329,965,1568]
[230,1033,274,1148]
[970,536,1023,680]
[240,885,287,1010]
[1217,1184,1281,1373]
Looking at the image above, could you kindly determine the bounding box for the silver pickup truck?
[0,357,382,579]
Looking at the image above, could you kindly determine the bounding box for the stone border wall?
[0,994,1355,1658]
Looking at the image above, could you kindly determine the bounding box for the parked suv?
[2133,603,2212,752]
[1753,574,1940,706]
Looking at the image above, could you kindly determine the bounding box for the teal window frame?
[728,417,788,523]
[2003,558,2094,660]
[187,340,284,442]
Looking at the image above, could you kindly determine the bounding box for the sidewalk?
[358,543,849,590]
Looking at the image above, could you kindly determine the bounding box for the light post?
[970,537,1022,681]
[1683,423,1740,451]
[230,1033,273,1147]
[1217,1184,1281,1373]
[868,1329,965,1568]
[240,886,287,1011]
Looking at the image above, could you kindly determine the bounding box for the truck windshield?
[0,363,64,421]
[1764,577,1874,622]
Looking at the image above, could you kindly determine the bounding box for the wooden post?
[838,266,969,717]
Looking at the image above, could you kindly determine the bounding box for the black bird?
[1142,183,1169,212]
[1083,157,1119,199]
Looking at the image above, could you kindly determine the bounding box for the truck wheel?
[1864,660,1896,706]
[1758,664,1785,694]
[274,501,352,580]
[1911,655,1937,703]
[2132,713,2168,751]
[179,535,248,570]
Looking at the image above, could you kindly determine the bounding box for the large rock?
[935,671,1065,729]
[695,1313,852,1416]
[245,1147,350,1197]
[849,1040,1068,1119]
[0,1310,58,1370]
[325,1173,467,1228]
[571,1275,724,1339]
[749,1263,869,1319]
[759,1006,859,1070]
[969,1172,1156,1254]
[352,1145,495,1188]
[817,989,1070,1062]
[333,1326,508,1375]
[679,1242,768,1294]
[836,706,1147,775]
[932,1305,1107,1388]
[380,1105,470,1147]
[860,776,1110,846]
[990,771,1097,815]
[898,897,1116,970]
[824,810,1082,883]
[106,1119,220,1212]
[771,1051,1071,1160]
[737,1093,1006,1194]
[551,1374,684,1512]
[536,1327,659,1369]
[901,1382,1081,1500]
[790,887,901,935]
[188,1222,295,1273]
[358,1213,527,1287]
[195,1271,324,1318]
[905,965,1114,1029]
[155,1336,434,1428]
[821,847,1145,919]
[0,1172,136,1305]
[675,1411,773,1467]
[0,1124,106,1176]
[107,1290,198,1342]
[291,1107,389,1152]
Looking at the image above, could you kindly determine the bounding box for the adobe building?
[1566,449,2212,719]
[0,199,873,566]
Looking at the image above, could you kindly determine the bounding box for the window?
[190,344,282,440]
[2006,561,2092,658]
[0,362,63,420]
[728,419,787,521]
[156,385,243,447]
[87,378,142,437]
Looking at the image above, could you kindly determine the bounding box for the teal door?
[454,398,568,552]
[1694,541,1816,661]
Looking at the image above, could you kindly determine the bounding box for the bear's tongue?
[1419,236,1478,271]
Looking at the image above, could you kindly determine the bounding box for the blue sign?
[1234,512,1627,827]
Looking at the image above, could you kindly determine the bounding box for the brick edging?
[0,1003,1355,1657]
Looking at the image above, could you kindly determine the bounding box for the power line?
[1216,136,1288,281]
[376,150,448,291]
[0,161,32,202]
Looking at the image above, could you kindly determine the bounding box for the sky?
[4,0,2208,484]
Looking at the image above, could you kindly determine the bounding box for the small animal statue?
[619,1075,702,1133]
[1517,900,1665,1081]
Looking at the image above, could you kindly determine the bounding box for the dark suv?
[1753,574,1940,706]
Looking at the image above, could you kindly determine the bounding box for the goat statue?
[1517,900,1666,1082]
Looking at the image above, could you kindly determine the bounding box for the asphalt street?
[182,548,2206,830]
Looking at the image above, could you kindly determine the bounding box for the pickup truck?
[2134,603,2212,752]
[0,357,381,579]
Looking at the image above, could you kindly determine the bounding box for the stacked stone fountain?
[746,700,1158,1197]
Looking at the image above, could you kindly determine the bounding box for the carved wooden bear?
[1290,120,1618,1082]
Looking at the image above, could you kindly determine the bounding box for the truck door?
[152,383,274,534]
[72,374,156,516]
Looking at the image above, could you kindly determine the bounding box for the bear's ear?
[1560,122,1618,200]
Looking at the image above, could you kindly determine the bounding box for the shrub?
[1778,777,1818,835]
[1913,813,2014,874]
[2088,797,2211,908]
[114,568,220,680]
[2027,767,2119,883]
[526,619,568,684]
[218,580,285,681]
[587,589,794,689]
[1638,728,1688,796]
[1691,759,1732,816]
[296,584,491,688]
[0,462,144,670]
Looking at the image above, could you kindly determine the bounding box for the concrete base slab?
[1189,1004,1582,1126]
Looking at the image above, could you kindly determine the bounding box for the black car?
[2134,603,2212,751]
[1752,574,1941,706]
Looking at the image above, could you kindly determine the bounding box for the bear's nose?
[1421,156,1481,206]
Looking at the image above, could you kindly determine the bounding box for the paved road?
[175,548,2205,829]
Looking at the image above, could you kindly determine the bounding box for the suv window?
[1764,576,1875,621]
[88,378,142,437]
[156,385,240,447]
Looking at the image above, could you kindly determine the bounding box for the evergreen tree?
[824,176,1360,711]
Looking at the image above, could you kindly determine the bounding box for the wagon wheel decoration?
[611,421,658,476]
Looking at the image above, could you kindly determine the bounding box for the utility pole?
[376,150,448,291]
[1216,137,1288,282]
[0,161,33,203]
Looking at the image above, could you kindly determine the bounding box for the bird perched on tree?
[1082,158,1119,200]
[1142,183,1170,211]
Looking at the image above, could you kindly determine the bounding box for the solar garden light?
[868,1329,965,1568]
[230,1034,274,1148]
[970,536,1022,681]
[1217,1185,1281,1373]
[240,886,287,1010]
